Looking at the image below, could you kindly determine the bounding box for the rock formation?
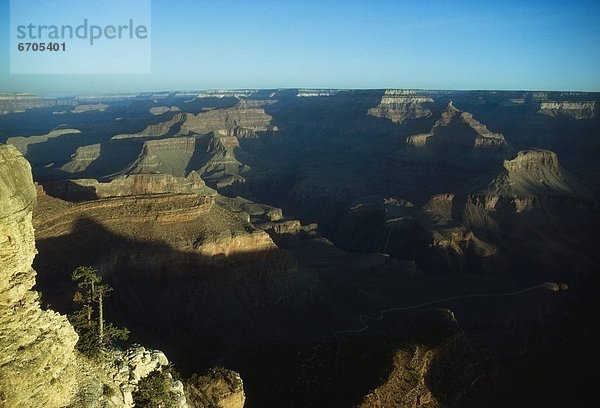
[486,149,593,199]
[150,106,181,115]
[124,137,197,177]
[367,89,434,124]
[358,333,488,408]
[0,93,74,115]
[0,144,191,407]
[33,175,294,284]
[71,103,109,113]
[2,89,599,407]
[0,144,80,407]
[333,195,499,274]
[112,112,187,140]
[179,106,277,136]
[198,134,249,188]
[7,129,82,155]
[60,143,102,174]
[185,368,245,408]
[297,89,339,97]
[47,172,214,201]
[193,90,263,99]
[538,101,596,119]
[406,102,509,153]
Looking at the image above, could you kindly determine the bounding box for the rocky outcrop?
[33,178,295,283]
[35,190,215,237]
[358,332,496,408]
[179,107,277,136]
[124,137,197,177]
[234,99,277,109]
[406,102,508,152]
[112,112,187,139]
[0,144,191,407]
[105,346,187,407]
[538,101,596,119]
[296,89,339,97]
[71,103,109,113]
[194,90,263,99]
[367,89,434,124]
[0,144,80,407]
[7,128,82,155]
[150,106,181,115]
[185,368,245,408]
[486,149,593,199]
[0,93,73,115]
[60,143,102,174]
[198,135,249,188]
[423,193,457,220]
[195,228,279,259]
[47,172,214,201]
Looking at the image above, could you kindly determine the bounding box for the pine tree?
[70,266,129,357]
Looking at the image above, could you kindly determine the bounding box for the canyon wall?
[0,144,80,407]
[0,145,192,407]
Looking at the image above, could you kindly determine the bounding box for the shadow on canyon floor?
[32,217,600,407]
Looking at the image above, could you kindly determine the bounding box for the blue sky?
[1,0,599,94]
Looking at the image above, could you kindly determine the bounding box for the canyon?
[1,89,599,407]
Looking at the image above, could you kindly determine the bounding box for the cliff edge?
[0,144,80,406]
[0,144,191,407]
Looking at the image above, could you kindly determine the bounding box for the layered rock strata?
[368,89,434,123]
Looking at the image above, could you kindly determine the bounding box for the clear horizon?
[1,0,599,94]
[6,87,600,100]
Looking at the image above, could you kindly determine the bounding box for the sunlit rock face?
[179,105,278,135]
[538,101,596,119]
[0,144,193,408]
[185,368,246,408]
[150,105,181,115]
[0,92,71,115]
[367,89,434,124]
[486,149,593,199]
[0,144,79,407]
[47,171,213,201]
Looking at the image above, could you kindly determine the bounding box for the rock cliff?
[486,149,593,199]
[33,177,294,284]
[406,102,509,152]
[0,144,191,407]
[198,134,249,188]
[367,89,434,124]
[185,368,245,408]
[0,144,80,407]
[7,129,82,155]
[60,143,102,174]
[150,106,181,116]
[112,113,187,140]
[124,137,197,177]
[179,106,277,136]
[0,93,71,115]
[47,172,214,201]
[71,103,109,113]
[538,101,596,119]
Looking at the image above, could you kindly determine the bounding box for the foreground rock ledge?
[0,144,190,407]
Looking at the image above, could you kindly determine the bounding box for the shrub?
[133,369,179,408]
